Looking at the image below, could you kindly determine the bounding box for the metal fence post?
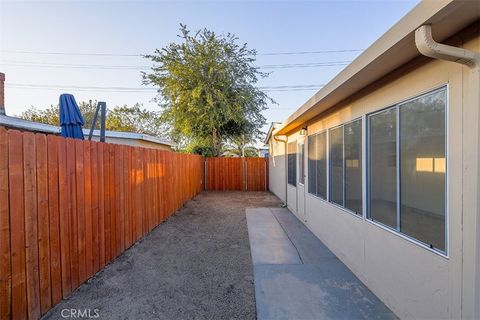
[244,158,247,191]
[264,159,267,191]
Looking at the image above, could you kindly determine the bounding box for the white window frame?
[327,117,363,217]
[365,85,449,256]
[307,130,328,200]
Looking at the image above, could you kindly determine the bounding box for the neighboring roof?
[0,115,174,146]
[275,0,480,135]
[83,129,174,147]
[264,122,282,144]
[0,115,59,134]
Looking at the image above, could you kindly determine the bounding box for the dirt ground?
[43,191,282,320]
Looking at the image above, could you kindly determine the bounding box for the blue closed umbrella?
[59,93,85,139]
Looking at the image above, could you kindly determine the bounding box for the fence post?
[264,158,267,191]
[203,158,207,191]
[244,158,248,191]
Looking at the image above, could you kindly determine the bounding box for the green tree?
[222,132,261,157]
[17,101,167,137]
[143,24,272,157]
[106,104,167,137]
[18,100,99,127]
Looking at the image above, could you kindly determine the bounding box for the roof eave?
[275,0,479,136]
[264,122,282,144]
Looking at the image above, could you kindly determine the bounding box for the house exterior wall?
[268,137,286,202]
[268,29,479,319]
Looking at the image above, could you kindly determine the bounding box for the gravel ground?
[43,191,282,320]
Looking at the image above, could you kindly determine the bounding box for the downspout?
[274,134,288,207]
[415,24,480,319]
[415,25,479,68]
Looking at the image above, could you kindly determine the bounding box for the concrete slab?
[247,207,398,320]
[270,208,337,264]
[254,263,397,320]
[246,208,302,265]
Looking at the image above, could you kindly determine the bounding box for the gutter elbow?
[273,134,287,144]
[415,25,480,69]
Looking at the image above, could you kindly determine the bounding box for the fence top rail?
[1,127,203,160]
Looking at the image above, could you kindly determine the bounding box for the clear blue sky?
[0,0,419,137]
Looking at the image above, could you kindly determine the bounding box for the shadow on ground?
[43,191,282,320]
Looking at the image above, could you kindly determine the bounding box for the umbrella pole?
[99,102,106,142]
[88,101,107,142]
[88,103,100,141]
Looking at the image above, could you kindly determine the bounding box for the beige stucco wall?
[268,28,479,319]
[89,136,173,151]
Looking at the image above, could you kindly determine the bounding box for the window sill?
[328,201,364,220]
[365,218,449,259]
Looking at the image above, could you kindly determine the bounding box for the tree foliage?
[143,24,271,157]
[18,101,167,137]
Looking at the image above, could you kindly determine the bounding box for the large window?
[287,142,296,186]
[299,142,305,185]
[369,108,397,228]
[308,132,327,198]
[328,119,363,215]
[368,87,446,252]
[329,126,344,206]
[308,135,316,193]
[344,121,363,214]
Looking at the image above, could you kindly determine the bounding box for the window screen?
[368,87,447,252]
[399,89,446,251]
[308,133,327,199]
[329,121,362,211]
[329,126,344,206]
[308,135,317,194]
[369,108,397,228]
[299,143,305,184]
[344,120,362,215]
[316,132,327,199]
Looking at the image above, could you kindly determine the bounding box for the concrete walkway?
[246,207,398,320]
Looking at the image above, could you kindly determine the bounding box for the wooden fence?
[0,128,203,320]
[204,157,268,191]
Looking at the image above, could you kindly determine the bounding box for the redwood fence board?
[57,137,71,297]
[47,135,62,306]
[75,139,87,286]
[66,139,79,291]
[97,143,106,269]
[83,140,94,280]
[1,129,203,319]
[23,132,41,320]
[90,142,100,275]
[0,128,11,320]
[35,134,51,315]
[9,130,27,320]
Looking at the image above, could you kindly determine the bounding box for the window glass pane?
[299,143,305,184]
[329,126,344,206]
[316,132,327,198]
[288,142,296,186]
[400,89,446,251]
[308,135,317,194]
[345,120,362,215]
[369,108,397,228]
